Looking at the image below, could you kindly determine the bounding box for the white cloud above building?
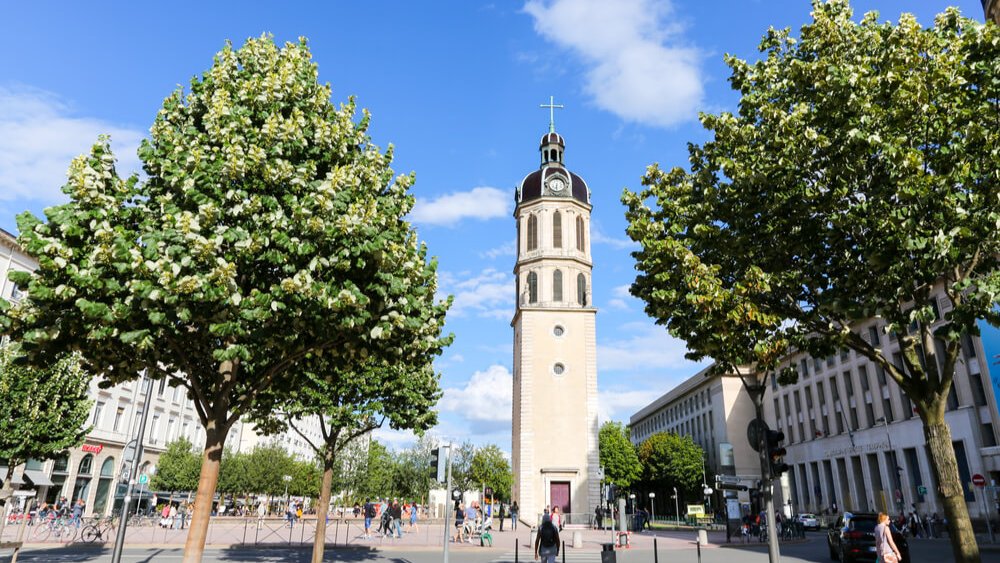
[410,186,510,227]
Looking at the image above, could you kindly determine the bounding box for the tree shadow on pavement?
[218,545,386,562]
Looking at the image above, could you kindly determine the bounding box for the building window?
[552,363,566,376]
[92,401,106,428]
[575,216,585,251]
[553,270,563,301]
[527,272,538,304]
[149,414,161,445]
[527,215,538,251]
[113,406,125,432]
[982,424,998,448]
[552,211,562,248]
[868,325,881,346]
[577,273,587,306]
[799,359,810,379]
[78,454,94,476]
[553,325,565,337]
[971,372,988,407]
[157,378,167,397]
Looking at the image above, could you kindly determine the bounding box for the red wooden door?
[550,481,571,515]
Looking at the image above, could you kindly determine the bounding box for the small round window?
[553,362,566,376]
[553,325,565,337]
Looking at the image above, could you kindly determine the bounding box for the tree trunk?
[311,458,335,563]
[182,420,228,563]
[925,416,980,563]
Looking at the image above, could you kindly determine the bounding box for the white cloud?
[598,388,660,424]
[607,298,629,311]
[439,365,513,435]
[612,284,632,299]
[598,322,701,372]
[410,186,510,227]
[0,86,145,207]
[440,268,512,319]
[591,227,637,250]
[524,0,704,128]
[480,241,516,259]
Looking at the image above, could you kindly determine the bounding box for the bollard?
[515,540,519,563]
[572,530,583,549]
[654,537,658,563]
[561,541,566,563]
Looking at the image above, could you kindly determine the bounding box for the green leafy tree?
[254,360,443,563]
[448,441,477,493]
[151,437,202,493]
[391,434,436,502]
[622,2,1000,560]
[1,35,449,561]
[598,422,641,489]
[354,440,394,500]
[0,346,91,503]
[245,443,295,496]
[637,433,704,503]
[468,444,512,501]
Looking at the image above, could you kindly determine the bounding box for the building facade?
[511,125,600,522]
[629,365,760,509]
[764,312,1000,520]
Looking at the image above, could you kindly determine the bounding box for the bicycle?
[81,516,117,543]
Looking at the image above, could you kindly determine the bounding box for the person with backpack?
[363,498,376,539]
[535,513,560,563]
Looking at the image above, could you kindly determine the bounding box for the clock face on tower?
[548,177,566,193]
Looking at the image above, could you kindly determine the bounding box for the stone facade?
[511,130,600,523]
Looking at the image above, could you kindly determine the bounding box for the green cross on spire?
[540,95,564,133]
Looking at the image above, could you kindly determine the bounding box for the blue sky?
[0,0,985,451]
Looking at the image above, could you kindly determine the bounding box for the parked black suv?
[828,512,910,563]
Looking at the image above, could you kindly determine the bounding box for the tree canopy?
[0,35,450,560]
[622,2,999,560]
[0,345,91,501]
[468,444,513,501]
[637,432,704,499]
[151,437,202,493]
[598,421,641,489]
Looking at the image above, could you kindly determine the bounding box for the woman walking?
[875,512,902,563]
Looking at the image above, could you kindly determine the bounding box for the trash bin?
[601,542,616,563]
[697,529,708,546]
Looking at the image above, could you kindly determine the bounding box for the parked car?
[797,513,820,530]
[828,512,910,563]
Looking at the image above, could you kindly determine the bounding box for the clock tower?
[511,105,600,523]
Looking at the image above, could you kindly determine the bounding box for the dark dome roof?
[539,132,565,147]
[517,166,589,205]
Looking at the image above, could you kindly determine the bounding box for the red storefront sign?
[81,444,103,454]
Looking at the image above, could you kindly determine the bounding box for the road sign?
[917,485,928,495]
[138,474,149,485]
[716,474,741,485]
[973,474,987,487]
[747,418,769,452]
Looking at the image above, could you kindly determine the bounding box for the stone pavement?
[0,517,729,551]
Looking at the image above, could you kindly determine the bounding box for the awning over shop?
[22,469,54,487]
[0,468,25,486]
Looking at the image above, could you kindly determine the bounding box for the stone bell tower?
[511,99,600,523]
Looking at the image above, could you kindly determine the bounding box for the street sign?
[973,474,987,487]
[138,474,149,485]
[917,485,928,495]
[716,474,741,485]
[747,418,770,452]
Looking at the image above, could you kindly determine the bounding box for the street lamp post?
[283,474,293,520]
[673,487,679,526]
[649,492,656,524]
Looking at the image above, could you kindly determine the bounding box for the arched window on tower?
[576,216,585,251]
[553,269,563,301]
[552,211,562,248]
[577,273,587,306]
[527,214,538,251]
[528,272,538,304]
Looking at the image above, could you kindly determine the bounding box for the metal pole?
[443,443,453,563]
[749,383,780,563]
[981,488,995,543]
[111,374,154,563]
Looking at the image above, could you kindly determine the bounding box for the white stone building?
[511,124,601,523]
[629,365,760,510]
[764,313,1000,520]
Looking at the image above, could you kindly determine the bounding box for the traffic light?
[766,430,789,478]
[430,447,445,482]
